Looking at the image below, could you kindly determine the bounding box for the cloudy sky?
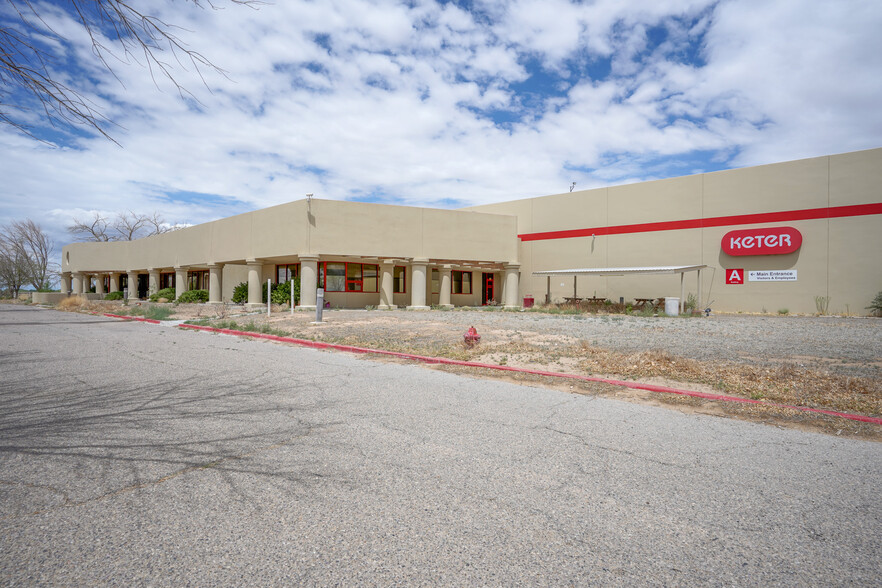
[2,0,881,248]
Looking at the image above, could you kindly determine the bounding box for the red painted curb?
[177,324,882,426]
[103,313,161,324]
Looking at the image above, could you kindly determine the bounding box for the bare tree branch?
[68,212,113,242]
[0,231,29,298]
[68,210,178,242]
[113,210,149,241]
[0,219,55,291]
[0,0,260,141]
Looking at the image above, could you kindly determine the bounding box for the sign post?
[316,288,324,323]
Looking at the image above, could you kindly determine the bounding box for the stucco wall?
[467,148,882,315]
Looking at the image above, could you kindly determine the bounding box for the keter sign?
[722,226,802,256]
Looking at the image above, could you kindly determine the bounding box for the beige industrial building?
[58,147,882,315]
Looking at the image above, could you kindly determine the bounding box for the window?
[160,272,174,289]
[393,266,406,293]
[188,270,209,290]
[362,264,378,292]
[325,262,345,291]
[431,268,439,294]
[276,263,300,284]
[453,271,472,294]
[320,262,378,292]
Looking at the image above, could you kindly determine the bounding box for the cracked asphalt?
[1,304,880,586]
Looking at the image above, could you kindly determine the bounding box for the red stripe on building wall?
[518,202,882,242]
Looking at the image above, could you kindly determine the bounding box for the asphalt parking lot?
[1,305,880,585]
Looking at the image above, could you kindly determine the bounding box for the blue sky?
[1,0,881,249]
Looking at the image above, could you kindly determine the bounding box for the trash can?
[664,297,680,316]
[523,295,534,308]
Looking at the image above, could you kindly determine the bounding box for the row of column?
[246,256,520,311]
[62,266,215,302]
[63,257,522,309]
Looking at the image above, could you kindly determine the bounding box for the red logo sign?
[721,227,802,256]
[726,269,744,284]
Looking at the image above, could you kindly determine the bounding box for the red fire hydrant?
[464,326,481,347]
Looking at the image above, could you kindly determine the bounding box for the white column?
[109,273,120,293]
[71,273,83,295]
[61,273,71,295]
[208,263,224,304]
[126,271,138,300]
[503,263,520,309]
[174,267,188,300]
[95,274,105,295]
[378,260,395,309]
[246,260,264,310]
[680,272,685,314]
[82,275,91,294]
[298,255,318,311]
[407,258,429,310]
[147,269,159,297]
[439,266,453,308]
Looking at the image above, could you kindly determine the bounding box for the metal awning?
[532,265,709,313]
[533,265,707,277]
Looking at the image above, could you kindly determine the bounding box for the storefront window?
[276,263,300,284]
[393,266,406,293]
[363,264,377,292]
[325,262,346,291]
[453,271,472,294]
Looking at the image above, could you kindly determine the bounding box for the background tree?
[1,0,255,140]
[0,219,55,293]
[0,234,28,298]
[68,211,176,242]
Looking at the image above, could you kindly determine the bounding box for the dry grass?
[154,311,882,437]
[575,344,881,416]
[56,296,104,313]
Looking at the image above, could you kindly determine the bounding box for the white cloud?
[1,0,880,251]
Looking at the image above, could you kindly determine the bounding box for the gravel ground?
[245,309,882,379]
[44,299,882,378]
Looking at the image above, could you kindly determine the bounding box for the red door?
[482,273,494,305]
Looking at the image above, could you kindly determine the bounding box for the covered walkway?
[532,265,708,313]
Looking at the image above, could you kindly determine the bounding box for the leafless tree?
[0,219,55,293]
[0,234,28,298]
[68,210,175,242]
[1,0,258,141]
[67,212,113,242]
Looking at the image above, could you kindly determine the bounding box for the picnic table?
[564,296,607,305]
[634,297,665,310]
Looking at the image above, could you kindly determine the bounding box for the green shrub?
[262,278,300,305]
[149,287,176,302]
[684,293,697,312]
[778,308,789,315]
[143,306,174,320]
[104,291,124,301]
[176,289,209,303]
[232,282,248,304]
[867,291,882,317]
